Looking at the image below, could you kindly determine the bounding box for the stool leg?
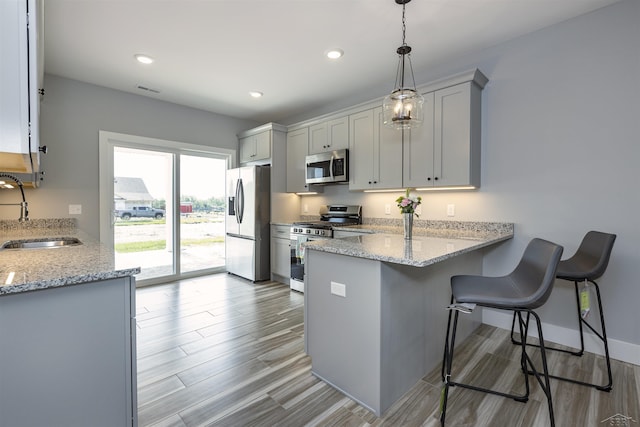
[522,310,556,427]
[572,281,586,357]
[441,295,455,382]
[515,311,531,400]
[441,308,460,426]
[588,280,613,391]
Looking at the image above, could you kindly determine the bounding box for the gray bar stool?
[509,230,616,391]
[441,238,563,427]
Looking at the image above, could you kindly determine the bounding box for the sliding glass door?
[113,147,175,280]
[99,131,233,286]
[179,154,226,274]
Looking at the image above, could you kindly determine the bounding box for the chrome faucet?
[0,173,29,222]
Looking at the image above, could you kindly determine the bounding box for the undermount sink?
[1,237,82,250]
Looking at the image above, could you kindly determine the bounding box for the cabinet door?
[308,123,328,154]
[349,109,375,190]
[254,130,271,161]
[286,127,310,193]
[239,135,255,164]
[435,83,475,187]
[308,117,349,154]
[374,107,403,189]
[327,116,349,151]
[271,237,291,278]
[0,0,34,173]
[403,92,435,187]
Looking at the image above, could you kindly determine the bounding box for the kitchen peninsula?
[0,219,139,427]
[303,221,513,416]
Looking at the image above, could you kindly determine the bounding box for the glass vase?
[403,212,413,240]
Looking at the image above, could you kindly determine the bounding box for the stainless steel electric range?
[289,205,362,293]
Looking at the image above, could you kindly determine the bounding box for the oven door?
[290,234,328,293]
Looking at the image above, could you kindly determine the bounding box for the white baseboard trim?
[482,309,640,366]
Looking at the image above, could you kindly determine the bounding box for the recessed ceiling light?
[134,54,154,64]
[249,91,263,98]
[326,49,344,60]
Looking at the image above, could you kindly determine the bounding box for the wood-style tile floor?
[136,274,640,426]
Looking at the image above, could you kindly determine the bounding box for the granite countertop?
[304,221,514,267]
[0,219,140,296]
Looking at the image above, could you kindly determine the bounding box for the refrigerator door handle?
[237,178,245,224]
[234,179,240,224]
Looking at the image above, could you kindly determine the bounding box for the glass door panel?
[113,147,175,280]
[179,155,227,274]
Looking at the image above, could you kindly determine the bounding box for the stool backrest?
[570,231,616,280]
[510,238,564,309]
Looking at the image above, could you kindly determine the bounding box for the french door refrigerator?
[225,165,271,281]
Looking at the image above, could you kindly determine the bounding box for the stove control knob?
[315,230,320,235]
[306,229,311,234]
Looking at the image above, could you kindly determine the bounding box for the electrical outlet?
[384,204,391,215]
[330,281,346,297]
[415,205,422,216]
[303,204,309,213]
[69,204,82,215]
[447,204,455,217]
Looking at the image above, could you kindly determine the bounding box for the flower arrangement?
[396,188,422,217]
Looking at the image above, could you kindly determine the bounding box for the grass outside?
[115,237,224,253]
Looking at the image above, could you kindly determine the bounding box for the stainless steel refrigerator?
[225,165,271,281]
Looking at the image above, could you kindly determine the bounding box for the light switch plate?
[384,204,391,215]
[69,204,82,215]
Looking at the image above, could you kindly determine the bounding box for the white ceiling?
[44,0,622,124]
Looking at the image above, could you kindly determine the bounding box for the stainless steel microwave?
[305,149,349,185]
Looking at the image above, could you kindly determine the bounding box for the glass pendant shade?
[383,87,424,130]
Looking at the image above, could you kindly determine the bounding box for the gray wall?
[13,75,258,236]
[288,0,640,347]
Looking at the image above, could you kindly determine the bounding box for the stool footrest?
[447,380,529,402]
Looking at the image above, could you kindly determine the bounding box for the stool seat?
[453,275,550,310]
[556,231,616,281]
[453,238,561,309]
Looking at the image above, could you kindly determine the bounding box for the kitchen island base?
[0,277,137,427]
[305,249,482,416]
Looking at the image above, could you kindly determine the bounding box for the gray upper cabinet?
[286,127,311,193]
[239,130,271,165]
[308,116,349,154]
[0,0,43,177]
[349,107,403,191]
[403,70,487,189]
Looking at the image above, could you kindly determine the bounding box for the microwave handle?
[329,154,334,181]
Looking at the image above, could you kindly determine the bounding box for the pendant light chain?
[401,2,407,47]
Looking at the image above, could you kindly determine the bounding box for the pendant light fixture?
[383,0,424,130]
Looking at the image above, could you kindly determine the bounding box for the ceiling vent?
[136,84,161,94]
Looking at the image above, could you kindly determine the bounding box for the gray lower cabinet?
[0,277,137,427]
[271,224,291,283]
